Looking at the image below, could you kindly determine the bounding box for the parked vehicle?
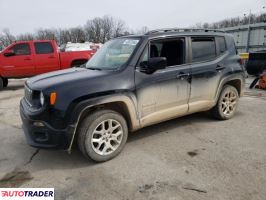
[246,50,266,89]
[20,29,245,162]
[246,50,266,76]
[0,40,95,89]
[60,42,102,52]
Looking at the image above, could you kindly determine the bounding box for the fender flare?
[67,93,140,152]
[214,73,245,104]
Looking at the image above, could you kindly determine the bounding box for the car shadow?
[25,111,218,171]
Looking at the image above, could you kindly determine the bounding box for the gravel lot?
[0,78,266,200]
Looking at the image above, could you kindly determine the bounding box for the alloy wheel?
[90,119,123,156]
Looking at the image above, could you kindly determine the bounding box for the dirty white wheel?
[78,110,128,162]
[211,85,239,120]
[220,90,237,116]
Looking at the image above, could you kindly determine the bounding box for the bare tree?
[0,29,16,46]
[113,19,126,38]
[85,17,103,43]
[85,15,127,43]
[16,33,35,41]
[197,12,266,29]
[35,29,57,40]
[135,26,149,35]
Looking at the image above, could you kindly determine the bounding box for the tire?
[71,60,87,67]
[3,78,8,87]
[0,77,3,90]
[211,85,239,120]
[77,109,128,162]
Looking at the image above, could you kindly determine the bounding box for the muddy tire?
[3,78,8,87]
[77,109,128,162]
[211,85,239,120]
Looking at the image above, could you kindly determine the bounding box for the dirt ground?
[0,78,266,200]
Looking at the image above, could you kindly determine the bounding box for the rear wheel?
[77,109,128,162]
[3,78,8,87]
[211,85,239,120]
[71,60,87,67]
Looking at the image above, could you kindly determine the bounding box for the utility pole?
[245,10,252,53]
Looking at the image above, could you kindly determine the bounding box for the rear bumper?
[20,100,74,150]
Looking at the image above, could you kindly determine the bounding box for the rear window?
[216,36,227,54]
[191,37,216,62]
[34,42,54,54]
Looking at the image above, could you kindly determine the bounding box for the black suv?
[20,28,245,162]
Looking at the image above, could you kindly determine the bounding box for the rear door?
[33,42,60,74]
[1,43,34,77]
[188,36,227,113]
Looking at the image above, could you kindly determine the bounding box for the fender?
[67,92,141,152]
[214,72,245,104]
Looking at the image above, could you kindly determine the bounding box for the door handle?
[176,73,190,80]
[24,57,32,61]
[216,64,225,71]
[48,56,55,58]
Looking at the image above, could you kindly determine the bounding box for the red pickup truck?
[0,40,95,89]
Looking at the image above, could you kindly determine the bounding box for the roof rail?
[145,28,225,35]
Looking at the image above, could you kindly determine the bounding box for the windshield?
[86,38,140,70]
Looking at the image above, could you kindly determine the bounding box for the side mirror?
[4,50,15,57]
[140,57,167,74]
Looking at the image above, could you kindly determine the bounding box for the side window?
[149,38,185,67]
[191,37,216,62]
[10,43,31,55]
[34,42,54,54]
[216,36,227,55]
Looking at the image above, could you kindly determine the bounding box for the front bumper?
[20,99,74,150]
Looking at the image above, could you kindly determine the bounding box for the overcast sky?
[0,0,265,35]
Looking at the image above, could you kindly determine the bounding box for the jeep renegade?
[20,28,245,162]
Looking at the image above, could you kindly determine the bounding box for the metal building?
[222,23,266,53]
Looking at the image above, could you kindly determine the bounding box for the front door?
[1,43,34,77]
[135,38,190,127]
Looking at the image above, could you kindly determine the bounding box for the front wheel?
[0,77,3,90]
[3,78,8,87]
[211,85,239,120]
[77,109,128,162]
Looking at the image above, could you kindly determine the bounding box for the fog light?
[33,122,45,127]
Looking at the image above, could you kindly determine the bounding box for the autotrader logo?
[0,188,54,200]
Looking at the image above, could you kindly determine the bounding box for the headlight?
[40,92,45,106]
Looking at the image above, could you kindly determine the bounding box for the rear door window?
[216,36,227,55]
[34,42,54,54]
[10,43,31,55]
[191,37,216,62]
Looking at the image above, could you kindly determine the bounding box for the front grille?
[24,85,33,106]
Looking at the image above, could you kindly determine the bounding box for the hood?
[27,68,110,90]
